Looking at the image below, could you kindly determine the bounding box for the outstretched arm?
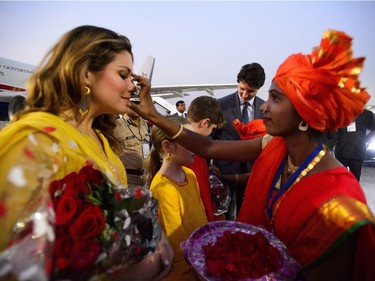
[128,75,263,162]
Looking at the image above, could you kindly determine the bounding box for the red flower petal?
[204,231,282,279]
[23,148,35,159]
[43,126,56,133]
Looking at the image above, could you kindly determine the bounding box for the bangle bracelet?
[170,124,183,140]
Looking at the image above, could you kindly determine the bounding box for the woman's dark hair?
[237,63,265,89]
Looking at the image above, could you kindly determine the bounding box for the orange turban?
[273,29,370,132]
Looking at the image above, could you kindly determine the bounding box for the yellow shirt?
[0,112,127,249]
[150,166,207,281]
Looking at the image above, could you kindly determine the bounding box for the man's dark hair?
[175,100,185,107]
[236,63,265,89]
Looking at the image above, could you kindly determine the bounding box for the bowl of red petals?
[181,221,303,281]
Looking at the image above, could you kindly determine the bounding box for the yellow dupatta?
[0,112,127,249]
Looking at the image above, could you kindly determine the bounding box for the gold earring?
[83,86,91,96]
[166,152,173,164]
[79,86,91,116]
[298,121,309,132]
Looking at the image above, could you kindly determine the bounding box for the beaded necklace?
[287,155,299,175]
[265,142,326,233]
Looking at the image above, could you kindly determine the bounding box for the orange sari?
[237,137,375,279]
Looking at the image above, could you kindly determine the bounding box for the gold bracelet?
[170,124,183,140]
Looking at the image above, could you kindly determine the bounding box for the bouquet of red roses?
[48,162,160,280]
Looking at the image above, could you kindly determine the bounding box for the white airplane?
[0,56,237,117]
[136,56,238,97]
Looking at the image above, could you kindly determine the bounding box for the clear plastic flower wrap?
[0,163,161,281]
[108,186,161,268]
[208,173,231,216]
[0,172,55,281]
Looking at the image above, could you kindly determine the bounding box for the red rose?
[63,172,90,196]
[60,172,78,188]
[49,178,63,196]
[79,165,103,187]
[70,240,102,271]
[49,179,64,206]
[55,193,82,226]
[53,232,74,269]
[69,205,105,241]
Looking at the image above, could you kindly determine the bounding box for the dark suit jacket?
[213,92,265,174]
[335,109,375,160]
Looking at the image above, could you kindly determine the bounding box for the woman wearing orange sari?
[129,29,375,280]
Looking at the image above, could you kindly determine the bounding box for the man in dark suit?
[212,63,266,219]
[335,109,375,181]
[172,100,187,118]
